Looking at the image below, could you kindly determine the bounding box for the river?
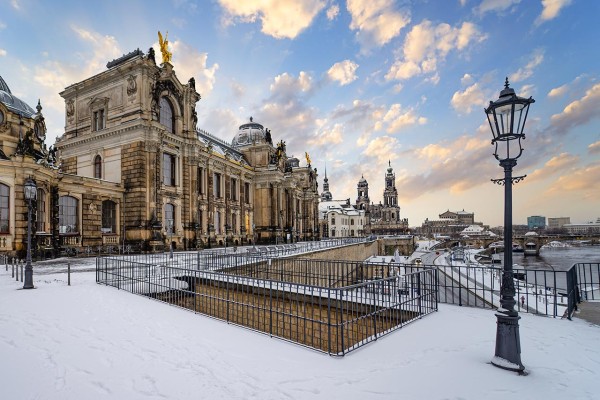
[511,245,600,271]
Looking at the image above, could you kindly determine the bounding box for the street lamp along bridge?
[485,78,534,373]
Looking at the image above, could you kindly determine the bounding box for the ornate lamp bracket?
[491,174,527,186]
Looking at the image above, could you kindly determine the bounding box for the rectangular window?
[215,211,221,234]
[101,201,117,233]
[37,189,46,232]
[163,153,176,186]
[244,182,250,204]
[197,167,204,194]
[0,184,9,233]
[59,196,79,234]
[231,178,237,201]
[214,173,222,198]
[93,108,105,131]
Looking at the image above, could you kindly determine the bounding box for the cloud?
[549,83,600,135]
[218,0,326,39]
[527,152,580,182]
[347,0,411,51]
[474,0,521,16]
[382,104,427,133]
[461,73,474,86]
[362,136,401,164]
[0,22,6,30]
[10,0,20,10]
[327,60,359,86]
[326,4,339,20]
[545,161,600,200]
[510,48,544,82]
[160,40,220,96]
[0,49,6,57]
[308,123,344,146]
[536,0,572,25]
[269,71,314,100]
[396,132,495,199]
[548,83,568,98]
[451,82,487,114]
[386,20,486,81]
[588,141,600,155]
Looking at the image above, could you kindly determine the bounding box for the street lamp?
[23,177,37,289]
[485,78,534,373]
[168,219,174,259]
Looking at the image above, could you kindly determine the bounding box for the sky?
[0,0,599,227]
[1,256,599,399]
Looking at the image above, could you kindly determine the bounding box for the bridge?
[438,233,600,256]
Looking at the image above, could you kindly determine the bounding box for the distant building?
[358,162,409,235]
[420,210,483,236]
[527,216,546,230]
[563,218,600,234]
[318,199,365,238]
[548,217,570,229]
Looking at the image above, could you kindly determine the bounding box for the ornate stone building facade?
[0,46,319,257]
[357,162,409,236]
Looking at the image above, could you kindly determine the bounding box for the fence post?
[20,261,23,282]
[15,260,18,281]
[11,259,14,278]
[68,262,71,286]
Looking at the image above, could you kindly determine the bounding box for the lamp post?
[485,78,534,373]
[168,219,174,259]
[23,178,37,289]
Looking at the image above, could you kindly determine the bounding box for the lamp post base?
[492,312,524,372]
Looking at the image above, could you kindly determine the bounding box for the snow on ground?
[1,258,599,400]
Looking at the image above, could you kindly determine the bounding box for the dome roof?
[0,75,36,118]
[232,117,270,147]
[358,175,368,186]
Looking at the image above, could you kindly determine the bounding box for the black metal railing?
[96,254,437,356]
[574,262,599,301]
[425,263,579,318]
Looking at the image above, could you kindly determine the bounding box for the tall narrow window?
[159,97,174,133]
[231,178,237,201]
[0,183,9,233]
[244,182,250,204]
[37,188,46,232]
[94,155,102,179]
[102,200,117,233]
[215,211,221,234]
[197,167,204,194]
[59,196,79,234]
[214,173,222,198]
[231,213,236,233]
[165,203,175,234]
[93,109,105,131]
[163,153,176,186]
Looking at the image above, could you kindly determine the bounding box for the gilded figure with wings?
[158,31,172,64]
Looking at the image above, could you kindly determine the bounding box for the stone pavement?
[573,301,600,326]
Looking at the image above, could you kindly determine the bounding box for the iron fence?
[96,254,437,356]
[575,263,600,301]
[422,263,579,318]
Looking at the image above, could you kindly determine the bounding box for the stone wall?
[289,241,379,262]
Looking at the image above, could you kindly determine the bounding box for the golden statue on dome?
[158,31,172,64]
[305,152,311,166]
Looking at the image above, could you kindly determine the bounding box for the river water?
[511,245,600,271]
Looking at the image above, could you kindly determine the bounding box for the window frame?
[59,196,79,234]
[101,200,117,234]
[162,153,176,186]
[0,183,9,234]
[164,203,175,234]
[36,188,46,232]
[94,155,102,179]
[159,97,174,133]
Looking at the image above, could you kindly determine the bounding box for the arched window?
[59,196,79,233]
[37,188,46,232]
[94,155,102,179]
[102,200,117,233]
[159,97,174,133]
[165,203,175,234]
[0,183,9,233]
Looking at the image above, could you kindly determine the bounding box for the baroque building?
[0,45,319,257]
[357,162,408,236]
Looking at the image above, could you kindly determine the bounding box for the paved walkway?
[573,301,600,325]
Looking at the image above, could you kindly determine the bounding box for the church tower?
[383,161,398,207]
[320,165,332,201]
[356,175,370,210]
